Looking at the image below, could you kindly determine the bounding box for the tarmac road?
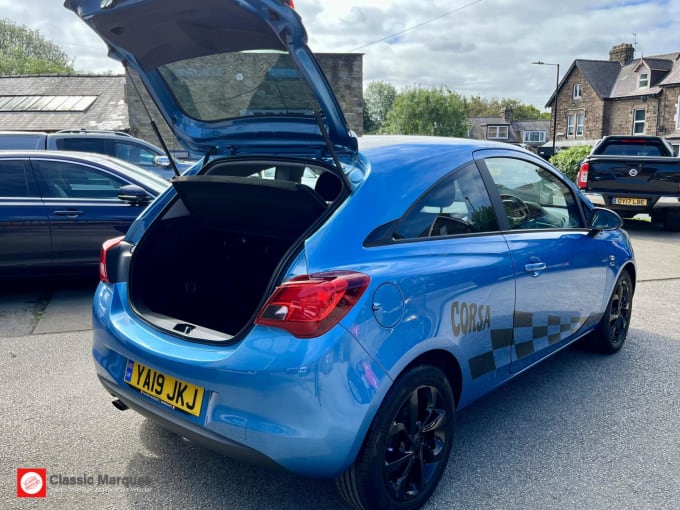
[1,217,678,509]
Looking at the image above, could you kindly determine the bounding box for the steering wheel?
[500,194,530,226]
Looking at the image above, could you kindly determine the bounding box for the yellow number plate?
[613,197,647,206]
[124,360,204,417]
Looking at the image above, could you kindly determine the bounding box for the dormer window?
[573,83,582,99]
[638,72,649,89]
[487,126,509,140]
[523,131,546,143]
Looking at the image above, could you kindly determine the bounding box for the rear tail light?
[577,161,589,189]
[255,271,370,338]
[99,236,124,283]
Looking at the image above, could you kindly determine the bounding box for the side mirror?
[118,184,151,205]
[589,207,623,231]
[153,155,172,168]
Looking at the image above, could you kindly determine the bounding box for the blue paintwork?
[64,0,357,162]
[69,0,636,482]
[89,136,636,476]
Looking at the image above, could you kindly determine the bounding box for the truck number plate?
[613,197,647,206]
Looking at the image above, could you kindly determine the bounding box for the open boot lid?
[65,0,358,170]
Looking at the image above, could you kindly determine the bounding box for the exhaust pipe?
[112,399,129,411]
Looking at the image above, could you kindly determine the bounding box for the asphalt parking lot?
[1,216,679,509]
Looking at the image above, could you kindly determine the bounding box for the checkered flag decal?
[468,311,601,379]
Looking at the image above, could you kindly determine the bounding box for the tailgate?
[586,156,680,195]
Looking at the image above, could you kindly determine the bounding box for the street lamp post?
[532,61,560,156]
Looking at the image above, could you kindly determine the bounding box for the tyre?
[587,271,633,353]
[336,365,455,510]
[663,210,680,232]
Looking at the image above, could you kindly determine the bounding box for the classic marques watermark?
[16,468,154,497]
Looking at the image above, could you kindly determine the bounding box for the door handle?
[53,209,84,217]
[524,260,546,277]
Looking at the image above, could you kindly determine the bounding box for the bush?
[549,145,592,182]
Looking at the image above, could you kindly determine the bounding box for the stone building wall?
[126,52,363,154]
[555,67,606,142]
[659,85,680,139]
[604,97,660,136]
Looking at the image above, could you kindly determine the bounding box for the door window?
[114,141,158,167]
[57,137,109,154]
[35,160,127,199]
[484,158,583,230]
[0,160,39,197]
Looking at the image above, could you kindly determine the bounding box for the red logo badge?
[17,468,47,498]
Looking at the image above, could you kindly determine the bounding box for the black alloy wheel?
[588,270,633,353]
[336,365,454,510]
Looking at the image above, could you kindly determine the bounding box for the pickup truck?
[0,130,196,178]
[577,135,680,231]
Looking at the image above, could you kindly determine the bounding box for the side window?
[35,160,127,199]
[484,157,583,230]
[0,160,39,197]
[394,163,498,240]
[57,138,108,155]
[114,142,157,167]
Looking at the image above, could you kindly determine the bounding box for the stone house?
[0,53,364,151]
[545,43,680,153]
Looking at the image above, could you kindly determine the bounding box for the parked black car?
[0,150,169,276]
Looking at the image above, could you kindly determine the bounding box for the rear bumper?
[92,282,389,478]
[585,192,680,210]
[98,375,282,471]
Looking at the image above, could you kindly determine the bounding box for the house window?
[567,114,575,137]
[573,83,582,99]
[675,98,680,129]
[523,131,546,143]
[487,126,509,139]
[638,72,649,89]
[633,109,646,134]
[576,114,584,136]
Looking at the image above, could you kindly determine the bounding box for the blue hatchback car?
[67,1,635,508]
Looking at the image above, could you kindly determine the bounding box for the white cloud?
[1,0,678,109]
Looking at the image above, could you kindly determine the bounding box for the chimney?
[502,106,513,123]
[609,43,635,66]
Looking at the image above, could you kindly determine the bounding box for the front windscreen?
[158,51,321,122]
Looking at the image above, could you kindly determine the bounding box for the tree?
[0,18,74,75]
[381,85,469,137]
[363,81,397,134]
[550,145,592,182]
[468,95,550,120]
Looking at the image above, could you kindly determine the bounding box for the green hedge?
[549,145,592,182]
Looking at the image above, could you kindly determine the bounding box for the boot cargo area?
[129,163,341,340]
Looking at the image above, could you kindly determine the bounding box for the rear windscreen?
[159,51,320,122]
[598,143,665,156]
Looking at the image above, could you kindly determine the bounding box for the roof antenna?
[632,33,643,57]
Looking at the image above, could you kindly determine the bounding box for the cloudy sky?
[1,0,677,109]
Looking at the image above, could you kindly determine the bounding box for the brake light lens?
[255,271,370,338]
[99,236,124,283]
[577,161,589,189]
